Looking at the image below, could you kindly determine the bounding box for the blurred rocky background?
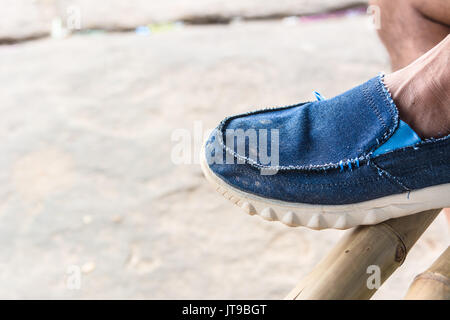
[0,0,448,299]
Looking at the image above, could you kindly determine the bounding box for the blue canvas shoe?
[200,74,450,230]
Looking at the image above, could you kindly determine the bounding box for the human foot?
[201,75,450,230]
[384,35,450,139]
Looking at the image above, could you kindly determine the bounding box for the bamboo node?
[395,243,406,263]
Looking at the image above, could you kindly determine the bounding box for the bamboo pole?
[285,209,441,300]
[404,246,450,300]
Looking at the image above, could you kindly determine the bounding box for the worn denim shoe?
[200,74,450,230]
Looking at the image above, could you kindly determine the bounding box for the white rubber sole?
[200,150,450,230]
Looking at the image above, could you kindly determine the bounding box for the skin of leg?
[369,0,450,225]
[384,36,450,139]
[412,0,450,27]
[384,36,450,225]
[369,0,450,70]
[410,0,450,226]
[369,0,450,138]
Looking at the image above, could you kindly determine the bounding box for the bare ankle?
[384,36,450,139]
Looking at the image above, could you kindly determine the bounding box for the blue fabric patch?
[372,120,421,156]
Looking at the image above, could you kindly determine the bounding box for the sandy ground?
[0,9,448,299]
[2,0,365,39]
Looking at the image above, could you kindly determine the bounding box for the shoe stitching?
[215,75,398,172]
[362,82,388,131]
[371,131,450,158]
[365,73,400,156]
[215,75,448,172]
[216,103,367,171]
[369,161,411,192]
[367,73,400,151]
[378,73,398,121]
